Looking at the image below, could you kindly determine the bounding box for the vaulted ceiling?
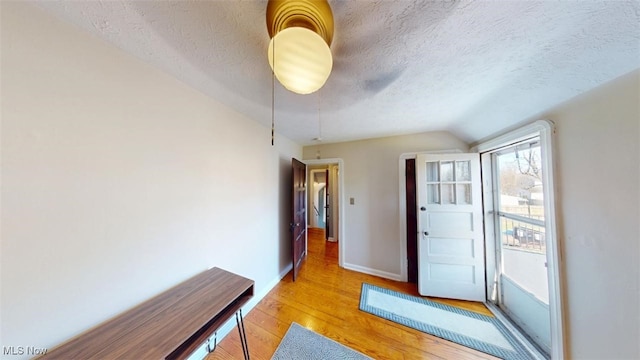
[35,1,640,145]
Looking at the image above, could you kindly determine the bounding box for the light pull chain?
[317,91,322,141]
[271,35,276,146]
[271,70,275,146]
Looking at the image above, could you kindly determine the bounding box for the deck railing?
[500,216,546,254]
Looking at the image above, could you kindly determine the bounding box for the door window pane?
[441,161,454,182]
[442,184,455,204]
[427,162,439,182]
[456,183,471,205]
[456,161,471,181]
[427,184,440,204]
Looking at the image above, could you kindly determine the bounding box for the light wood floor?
[206,228,498,359]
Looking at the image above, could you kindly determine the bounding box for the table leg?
[206,332,217,354]
[236,309,250,360]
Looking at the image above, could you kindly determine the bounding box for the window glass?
[427,184,440,204]
[494,138,548,303]
[456,183,471,205]
[427,162,439,182]
[497,143,544,221]
[442,184,455,204]
[441,161,454,182]
[456,161,471,181]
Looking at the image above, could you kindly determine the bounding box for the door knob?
[420,206,426,211]
[423,231,429,236]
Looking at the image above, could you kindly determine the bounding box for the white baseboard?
[278,263,293,279]
[187,265,291,359]
[343,263,403,282]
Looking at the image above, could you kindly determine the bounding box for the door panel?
[428,237,474,257]
[417,153,485,301]
[291,158,307,281]
[427,212,474,232]
[427,263,475,283]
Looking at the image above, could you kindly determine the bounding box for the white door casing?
[417,153,486,302]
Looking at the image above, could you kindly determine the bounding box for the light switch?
[350,197,355,205]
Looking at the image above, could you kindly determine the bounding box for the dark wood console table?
[41,267,254,360]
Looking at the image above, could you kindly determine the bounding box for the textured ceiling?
[35,0,640,145]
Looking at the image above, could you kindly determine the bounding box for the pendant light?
[266,0,334,95]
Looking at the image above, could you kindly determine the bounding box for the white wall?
[303,132,468,279]
[544,69,639,359]
[0,2,301,356]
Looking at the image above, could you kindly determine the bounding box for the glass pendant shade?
[268,27,333,95]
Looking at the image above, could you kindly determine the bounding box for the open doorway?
[307,164,339,242]
[305,159,343,266]
[309,169,328,235]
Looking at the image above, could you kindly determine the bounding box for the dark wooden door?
[291,158,307,281]
[406,158,418,283]
[325,169,330,240]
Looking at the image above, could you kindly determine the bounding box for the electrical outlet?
[350,197,355,205]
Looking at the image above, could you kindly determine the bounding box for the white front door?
[416,153,485,301]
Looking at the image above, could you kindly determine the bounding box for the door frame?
[473,119,565,360]
[304,158,345,268]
